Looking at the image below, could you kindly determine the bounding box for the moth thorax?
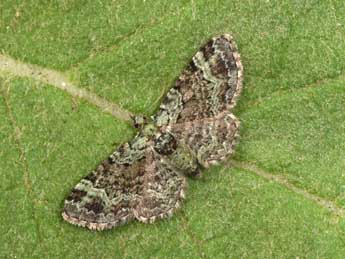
[142,123,156,137]
[154,132,177,155]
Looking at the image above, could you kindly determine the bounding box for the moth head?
[132,114,148,129]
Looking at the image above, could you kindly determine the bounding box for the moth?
[62,34,243,230]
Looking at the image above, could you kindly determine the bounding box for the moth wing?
[62,134,149,231]
[134,148,186,223]
[62,134,186,230]
[154,34,243,127]
[167,111,240,167]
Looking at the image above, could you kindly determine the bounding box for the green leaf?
[1,1,345,258]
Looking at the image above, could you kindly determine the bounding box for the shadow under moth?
[62,34,243,230]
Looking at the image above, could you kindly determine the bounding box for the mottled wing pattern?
[63,134,186,230]
[155,34,243,167]
[63,34,243,231]
[166,112,240,167]
[63,134,149,230]
[154,34,243,127]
